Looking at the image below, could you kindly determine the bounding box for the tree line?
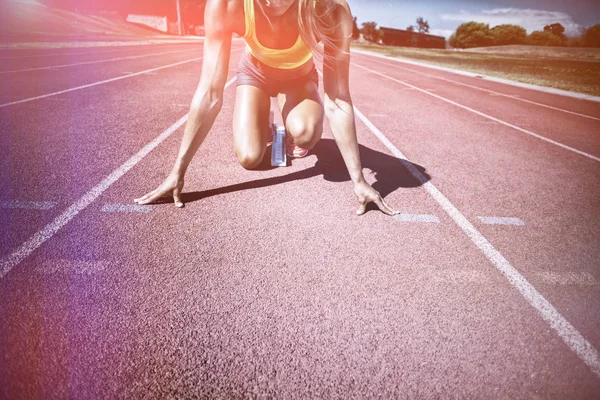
[449,22,600,48]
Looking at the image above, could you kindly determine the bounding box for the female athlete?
[135,0,397,216]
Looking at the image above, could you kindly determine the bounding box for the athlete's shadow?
[181,138,430,212]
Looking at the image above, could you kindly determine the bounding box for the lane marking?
[478,216,525,226]
[101,204,152,213]
[394,213,440,223]
[0,46,243,109]
[369,113,387,117]
[353,62,600,163]
[1,200,57,210]
[351,104,600,377]
[0,49,192,74]
[36,259,110,274]
[361,56,600,122]
[537,272,599,286]
[0,57,197,108]
[0,76,238,279]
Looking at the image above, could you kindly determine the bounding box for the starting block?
[269,108,287,167]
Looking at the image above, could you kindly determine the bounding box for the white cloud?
[441,8,583,36]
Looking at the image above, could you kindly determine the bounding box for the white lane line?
[353,62,600,163]
[537,272,599,286]
[478,216,525,226]
[36,259,110,274]
[0,76,237,279]
[0,49,192,74]
[0,57,196,108]
[352,105,600,378]
[394,213,440,223]
[101,204,152,213]
[360,56,600,122]
[1,200,57,210]
[0,46,243,109]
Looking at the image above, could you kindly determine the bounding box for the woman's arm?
[323,4,397,215]
[135,0,233,207]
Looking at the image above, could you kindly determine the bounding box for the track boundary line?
[0,48,194,74]
[0,46,243,108]
[353,62,600,162]
[351,104,600,379]
[359,56,600,122]
[0,76,237,278]
[351,48,600,103]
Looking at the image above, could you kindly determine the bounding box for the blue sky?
[347,0,600,37]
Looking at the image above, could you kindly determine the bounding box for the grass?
[351,43,600,96]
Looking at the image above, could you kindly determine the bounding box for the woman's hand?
[134,171,185,208]
[354,180,398,216]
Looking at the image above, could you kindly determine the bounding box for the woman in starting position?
[135,0,397,215]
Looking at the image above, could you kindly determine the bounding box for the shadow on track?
[178,139,430,213]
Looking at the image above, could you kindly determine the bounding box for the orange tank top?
[243,0,313,70]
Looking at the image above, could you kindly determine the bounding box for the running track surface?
[1,41,599,398]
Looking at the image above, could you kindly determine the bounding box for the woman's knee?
[286,118,323,149]
[234,144,264,170]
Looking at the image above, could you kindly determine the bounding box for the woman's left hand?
[354,181,398,216]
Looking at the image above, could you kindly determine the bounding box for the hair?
[297,0,347,64]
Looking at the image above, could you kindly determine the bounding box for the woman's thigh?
[233,85,271,169]
[277,79,324,149]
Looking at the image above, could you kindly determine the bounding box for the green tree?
[449,22,495,48]
[491,24,526,45]
[361,21,382,43]
[527,30,564,46]
[352,16,360,40]
[543,23,567,44]
[544,23,565,37]
[416,16,430,34]
[583,24,600,47]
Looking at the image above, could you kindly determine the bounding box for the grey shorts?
[236,49,319,97]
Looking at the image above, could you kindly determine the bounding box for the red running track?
[0,42,599,398]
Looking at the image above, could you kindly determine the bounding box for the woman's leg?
[233,85,271,170]
[277,78,324,151]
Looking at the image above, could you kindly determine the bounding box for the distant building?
[380,27,446,49]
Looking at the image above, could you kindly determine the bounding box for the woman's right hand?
[134,171,185,208]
